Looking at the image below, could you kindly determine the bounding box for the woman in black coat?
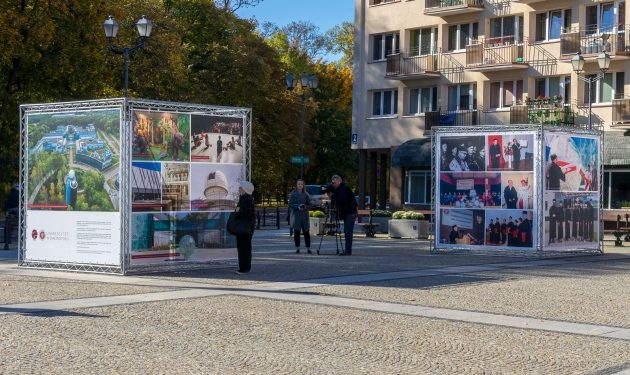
[235,180,256,274]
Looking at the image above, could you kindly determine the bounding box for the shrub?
[371,209,392,217]
[309,210,325,218]
[392,210,424,220]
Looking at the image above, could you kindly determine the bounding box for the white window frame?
[372,32,400,61]
[490,15,524,43]
[448,22,478,51]
[409,27,438,56]
[535,9,571,41]
[489,80,523,109]
[409,87,437,114]
[585,71,624,104]
[371,89,398,117]
[534,76,571,103]
[405,171,431,205]
[447,84,477,111]
[585,2,617,35]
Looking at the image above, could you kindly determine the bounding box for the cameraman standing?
[330,175,357,256]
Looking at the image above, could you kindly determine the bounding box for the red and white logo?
[31,229,38,240]
[39,231,46,240]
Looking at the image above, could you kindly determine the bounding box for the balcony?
[424,0,483,17]
[560,25,630,60]
[612,98,630,128]
[509,103,576,126]
[386,50,440,79]
[426,107,479,130]
[465,36,529,71]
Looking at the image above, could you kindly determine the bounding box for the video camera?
[320,183,336,194]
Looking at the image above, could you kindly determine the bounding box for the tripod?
[316,203,344,255]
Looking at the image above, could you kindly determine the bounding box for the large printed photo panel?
[27,108,121,212]
[439,209,486,246]
[544,134,599,192]
[487,133,534,172]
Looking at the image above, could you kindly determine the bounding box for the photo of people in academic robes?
[543,192,599,250]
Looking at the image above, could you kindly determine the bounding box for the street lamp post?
[571,50,612,130]
[286,73,319,180]
[103,15,153,97]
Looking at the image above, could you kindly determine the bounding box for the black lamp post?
[103,15,152,97]
[571,49,612,130]
[286,73,319,180]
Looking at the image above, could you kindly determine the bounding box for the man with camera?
[328,175,358,256]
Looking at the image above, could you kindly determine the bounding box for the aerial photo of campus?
[27,109,121,212]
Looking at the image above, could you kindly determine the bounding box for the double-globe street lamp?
[571,50,612,130]
[103,15,152,97]
[286,73,319,180]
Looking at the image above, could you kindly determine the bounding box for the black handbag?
[227,211,251,236]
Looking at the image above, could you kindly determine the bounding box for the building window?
[405,171,431,204]
[535,9,571,41]
[490,15,524,43]
[490,80,523,108]
[409,87,438,114]
[447,84,477,110]
[410,27,438,56]
[372,32,400,61]
[372,89,398,116]
[448,23,479,51]
[534,76,571,103]
[371,0,396,4]
[585,2,616,34]
[584,72,624,104]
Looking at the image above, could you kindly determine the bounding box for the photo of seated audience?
[440,172,502,209]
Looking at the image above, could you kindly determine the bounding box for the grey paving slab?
[2,295,629,375]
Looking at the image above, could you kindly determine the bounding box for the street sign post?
[289,156,309,164]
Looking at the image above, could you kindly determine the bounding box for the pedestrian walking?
[235,180,256,274]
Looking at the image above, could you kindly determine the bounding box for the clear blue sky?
[236,0,354,61]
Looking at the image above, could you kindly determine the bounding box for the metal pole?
[588,78,592,130]
[300,92,305,180]
[124,48,130,98]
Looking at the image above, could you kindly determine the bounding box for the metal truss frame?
[18,98,252,275]
[430,124,602,257]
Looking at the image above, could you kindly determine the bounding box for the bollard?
[625,213,630,242]
[262,206,267,227]
[256,210,261,230]
[276,206,280,230]
[614,214,624,246]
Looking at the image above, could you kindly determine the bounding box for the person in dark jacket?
[289,179,312,254]
[330,175,358,256]
[235,180,256,274]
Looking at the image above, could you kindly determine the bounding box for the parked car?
[305,184,330,209]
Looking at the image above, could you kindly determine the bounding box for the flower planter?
[368,216,390,234]
[388,219,430,239]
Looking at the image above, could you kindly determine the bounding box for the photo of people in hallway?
[483,209,534,248]
[486,133,534,172]
[543,192,599,250]
[190,114,243,164]
[132,111,190,162]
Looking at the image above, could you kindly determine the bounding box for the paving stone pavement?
[1,230,630,374]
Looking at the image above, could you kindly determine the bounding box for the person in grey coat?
[289,179,312,254]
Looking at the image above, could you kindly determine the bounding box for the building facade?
[353,0,630,211]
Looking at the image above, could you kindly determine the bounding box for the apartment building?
[353,0,630,211]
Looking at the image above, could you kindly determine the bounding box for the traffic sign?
[289,156,309,164]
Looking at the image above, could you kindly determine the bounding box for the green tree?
[324,21,354,69]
